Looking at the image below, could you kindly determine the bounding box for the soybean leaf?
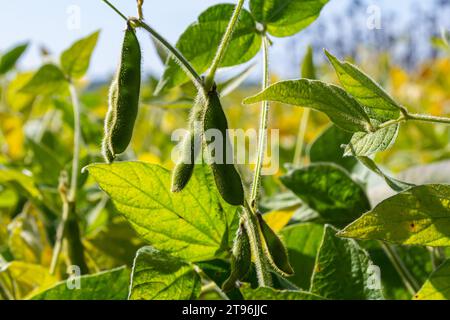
[20,64,67,96]
[325,50,403,121]
[339,184,450,246]
[129,246,201,300]
[414,259,450,300]
[344,124,399,157]
[0,167,42,201]
[355,156,413,193]
[0,42,28,75]
[243,79,373,132]
[60,31,100,79]
[250,0,329,37]
[156,4,261,93]
[311,225,384,300]
[308,124,357,172]
[301,45,316,79]
[280,164,370,226]
[31,267,129,300]
[86,162,239,262]
[281,223,324,289]
[6,72,36,112]
[242,285,325,300]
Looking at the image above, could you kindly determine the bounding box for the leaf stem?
[132,18,204,94]
[406,113,450,125]
[204,0,246,90]
[380,242,420,295]
[293,108,310,166]
[243,201,272,287]
[250,35,270,208]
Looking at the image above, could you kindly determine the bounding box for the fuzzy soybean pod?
[258,213,294,276]
[222,222,252,292]
[102,23,141,163]
[171,95,204,192]
[203,87,245,206]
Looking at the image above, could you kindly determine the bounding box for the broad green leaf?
[250,0,329,37]
[0,43,28,75]
[414,259,450,300]
[243,79,373,132]
[355,156,413,192]
[280,164,370,226]
[86,162,238,262]
[0,167,42,200]
[301,45,316,79]
[0,262,57,299]
[339,184,450,246]
[6,72,36,111]
[311,225,384,300]
[242,286,325,300]
[344,124,399,157]
[20,64,67,96]
[129,246,201,300]
[325,50,403,121]
[31,267,129,300]
[60,31,100,79]
[281,223,324,289]
[308,124,357,172]
[156,4,261,93]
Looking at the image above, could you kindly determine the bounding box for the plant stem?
[204,0,246,90]
[133,18,204,94]
[101,0,127,21]
[406,113,450,125]
[243,201,272,287]
[380,242,420,295]
[293,108,310,166]
[68,84,81,202]
[250,36,270,208]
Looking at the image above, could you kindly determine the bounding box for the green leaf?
[20,64,67,96]
[243,79,373,132]
[281,223,324,289]
[60,31,100,79]
[0,167,42,201]
[308,124,357,172]
[156,4,261,93]
[339,184,450,246]
[0,43,28,75]
[85,162,238,262]
[242,285,325,300]
[301,45,316,79]
[325,50,403,121]
[250,0,329,37]
[129,246,201,300]
[31,267,129,300]
[311,225,384,300]
[344,124,399,157]
[414,259,450,300]
[280,164,370,226]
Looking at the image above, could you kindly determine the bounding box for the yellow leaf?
[263,209,295,232]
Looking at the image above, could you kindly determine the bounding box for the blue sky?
[0,0,438,79]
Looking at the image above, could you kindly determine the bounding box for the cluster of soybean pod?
[101,13,293,291]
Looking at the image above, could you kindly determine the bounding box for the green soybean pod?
[222,222,252,292]
[171,95,204,192]
[102,23,141,163]
[203,87,245,206]
[258,213,294,276]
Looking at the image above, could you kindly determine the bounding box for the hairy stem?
[380,242,420,295]
[250,36,270,208]
[68,84,81,202]
[293,108,310,166]
[204,0,245,90]
[407,113,450,125]
[243,201,272,287]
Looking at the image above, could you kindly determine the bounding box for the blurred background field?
[0,0,449,300]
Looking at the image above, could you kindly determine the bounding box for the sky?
[0,0,438,79]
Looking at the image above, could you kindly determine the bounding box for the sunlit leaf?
[263,209,295,232]
[301,45,316,79]
[20,64,67,96]
[129,246,201,300]
[344,124,399,157]
[414,259,450,300]
[0,43,28,75]
[339,185,450,246]
[244,79,373,132]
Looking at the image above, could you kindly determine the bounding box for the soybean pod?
[203,86,245,206]
[102,22,141,163]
